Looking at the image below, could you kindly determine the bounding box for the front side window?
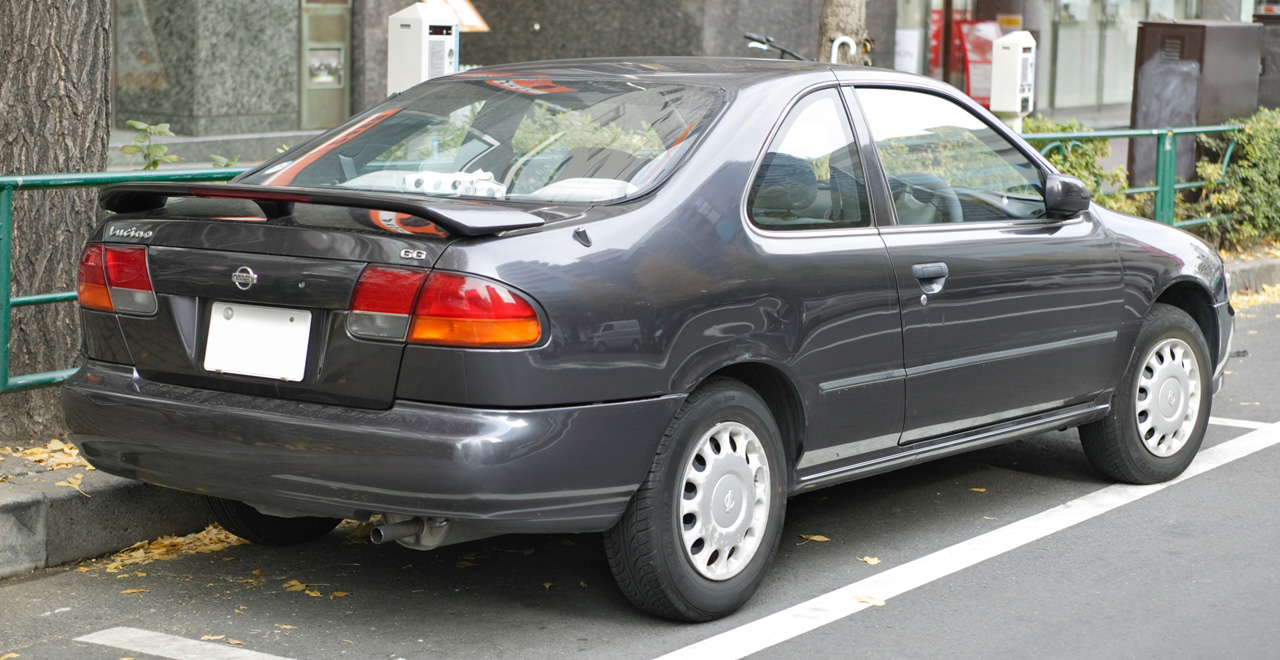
[857,88,1046,225]
[747,88,871,231]
[242,78,726,205]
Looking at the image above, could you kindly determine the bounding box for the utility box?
[990,31,1036,131]
[387,0,460,96]
[1128,20,1262,188]
[1256,13,1280,109]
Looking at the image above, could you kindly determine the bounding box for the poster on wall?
[895,28,923,73]
[956,21,1002,107]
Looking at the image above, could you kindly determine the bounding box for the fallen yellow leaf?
[277,624,296,629]
[282,580,307,592]
[859,556,881,565]
[228,639,243,646]
[855,595,886,607]
[983,516,997,520]
[54,473,90,498]
[543,582,553,589]
[970,488,987,493]
[75,566,94,573]
[304,590,322,597]
[200,635,225,641]
[0,652,19,660]
[120,589,148,596]
[134,572,146,577]
[330,591,350,599]
[579,580,588,588]
[797,534,831,545]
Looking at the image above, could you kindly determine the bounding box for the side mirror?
[1043,173,1091,218]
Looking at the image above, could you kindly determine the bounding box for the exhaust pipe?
[370,518,425,544]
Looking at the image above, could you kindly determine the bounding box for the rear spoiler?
[98,182,546,237]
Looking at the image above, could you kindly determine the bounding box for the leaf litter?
[0,439,95,471]
[79,523,248,575]
[796,534,831,545]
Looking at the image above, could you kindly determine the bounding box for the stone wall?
[115,0,300,135]
[458,0,825,66]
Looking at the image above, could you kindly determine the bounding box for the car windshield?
[242,77,726,204]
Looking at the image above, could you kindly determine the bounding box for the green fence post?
[1154,131,1177,225]
[0,184,12,392]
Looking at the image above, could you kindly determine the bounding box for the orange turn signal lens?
[408,317,542,347]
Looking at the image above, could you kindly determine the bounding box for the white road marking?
[1208,416,1273,430]
[656,421,1280,660]
[76,627,296,660]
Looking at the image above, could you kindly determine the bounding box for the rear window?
[242,77,726,204]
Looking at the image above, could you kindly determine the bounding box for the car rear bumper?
[63,360,683,534]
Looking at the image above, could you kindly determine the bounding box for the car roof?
[449,56,939,90]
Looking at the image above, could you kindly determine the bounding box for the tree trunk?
[818,0,871,66]
[0,0,112,443]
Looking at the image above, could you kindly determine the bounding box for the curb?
[0,468,210,579]
[1227,256,1280,295]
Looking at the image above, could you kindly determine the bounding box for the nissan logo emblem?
[232,266,258,291]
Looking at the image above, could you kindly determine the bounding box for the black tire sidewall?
[651,384,788,618]
[1112,306,1213,481]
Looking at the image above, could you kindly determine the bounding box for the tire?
[205,496,341,546]
[1079,303,1212,484]
[604,378,788,622]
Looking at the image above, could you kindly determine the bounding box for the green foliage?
[1021,115,1147,216]
[1191,107,1280,249]
[511,103,664,158]
[120,120,181,170]
[210,154,240,168]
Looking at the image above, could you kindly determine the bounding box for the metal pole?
[1155,131,1177,225]
[0,185,12,392]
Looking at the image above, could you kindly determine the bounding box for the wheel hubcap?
[679,421,771,581]
[1134,337,1201,458]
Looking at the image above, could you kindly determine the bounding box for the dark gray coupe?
[64,58,1233,621]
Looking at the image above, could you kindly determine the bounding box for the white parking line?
[76,627,296,660]
[656,421,1280,660]
[1208,416,1273,430]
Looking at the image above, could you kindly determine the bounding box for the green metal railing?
[1021,124,1242,228]
[0,167,250,393]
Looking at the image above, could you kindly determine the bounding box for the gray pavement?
[2,301,1278,659]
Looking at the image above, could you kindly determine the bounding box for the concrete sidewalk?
[1,256,1277,582]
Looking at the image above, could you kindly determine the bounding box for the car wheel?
[205,496,341,546]
[603,377,787,622]
[1079,303,1212,484]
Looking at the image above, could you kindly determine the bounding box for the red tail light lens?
[409,273,541,347]
[347,266,428,340]
[77,244,157,315]
[76,245,113,312]
[103,246,157,314]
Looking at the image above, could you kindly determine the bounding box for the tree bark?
[0,0,112,443]
[818,0,871,66]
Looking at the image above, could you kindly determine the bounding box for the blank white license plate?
[204,302,312,382]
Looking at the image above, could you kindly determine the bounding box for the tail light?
[347,267,541,348]
[348,266,428,340]
[409,273,541,347]
[76,245,113,311]
[76,244,157,315]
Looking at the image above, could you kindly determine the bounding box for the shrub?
[1193,107,1280,249]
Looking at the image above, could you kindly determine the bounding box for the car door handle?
[912,262,949,280]
[912,262,949,294]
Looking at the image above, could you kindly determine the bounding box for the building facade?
[112,0,1255,136]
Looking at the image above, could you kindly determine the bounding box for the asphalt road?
[3,302,1278,660]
